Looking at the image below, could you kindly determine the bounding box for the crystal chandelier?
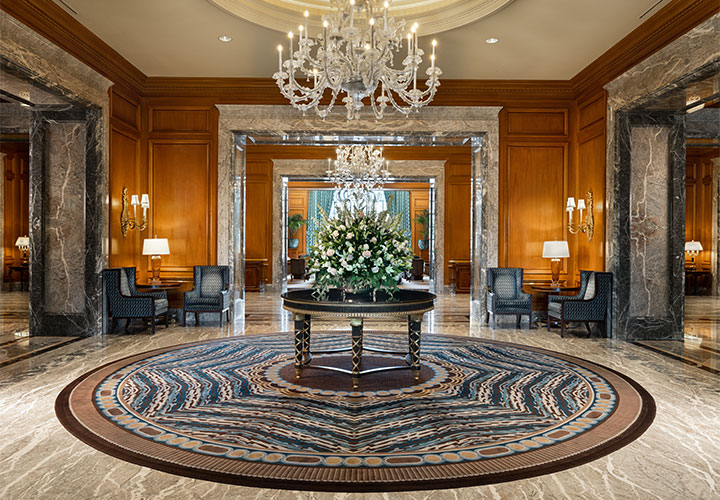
[273,0,441,120]
[327,145,391,211]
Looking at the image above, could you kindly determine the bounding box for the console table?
[281,289,436,390]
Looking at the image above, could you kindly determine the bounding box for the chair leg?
[585,321,592,335]
[226,309,230,321]
[110,317,116,333]
[195,312,199,326]
[219,311,223,326]
[124,319,129,332]
[560,321,566,338]
[181,310,185,326]
[165,312,169,328]
[528,313,534,330]
[547,317,551,331]
[516,315,521,328]
[485,312,489,324]
[152,317,156,334]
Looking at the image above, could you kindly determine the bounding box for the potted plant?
[413,209,430,250]
[288,213,307,249]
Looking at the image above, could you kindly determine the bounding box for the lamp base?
[150,255,162,284]
[550,258,561,287]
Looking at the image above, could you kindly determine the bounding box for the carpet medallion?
[56,333,655,492]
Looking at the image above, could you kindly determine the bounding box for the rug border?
[55,333,656,493]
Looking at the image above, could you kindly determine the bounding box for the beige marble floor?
[0,292,719,499]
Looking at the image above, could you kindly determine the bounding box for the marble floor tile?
[0,292,718,499]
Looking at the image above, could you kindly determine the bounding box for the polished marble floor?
[0,292,718,499]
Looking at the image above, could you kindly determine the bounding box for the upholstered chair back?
[194,266,230,297]
[487,268,523,299]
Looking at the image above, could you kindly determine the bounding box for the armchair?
[486,267,533,328]
[183,265,230,326]
[103,268,168,334]
[547,272,613,337]
[548,270,594,306]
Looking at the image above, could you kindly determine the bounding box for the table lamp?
[15,235,29,263]
[542,241,569,286]
[143,236,170,284]
[685,240,703,270]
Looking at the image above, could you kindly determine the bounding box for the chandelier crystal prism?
[328,145,390,192]
[273,0,442,120]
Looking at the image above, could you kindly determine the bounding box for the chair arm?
[548,294,584,303]
[518,292,532,302]
[184,289,200,300]
[134,289,167,300]
[221,289,230,308]
[562,299,605,321]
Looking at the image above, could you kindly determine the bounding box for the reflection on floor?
[0,292,718,499]
[633,296,720,374]
[0,291,79,366]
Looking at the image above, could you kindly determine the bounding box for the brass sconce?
[566,190,594,242]
[120,186,149,237]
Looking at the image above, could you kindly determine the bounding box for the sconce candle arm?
[566,190,594,241]
[121,186,149,237]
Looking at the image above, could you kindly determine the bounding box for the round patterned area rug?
[56,333,655,492]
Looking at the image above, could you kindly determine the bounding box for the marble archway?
[215,105,501,321]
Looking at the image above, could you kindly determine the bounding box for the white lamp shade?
[15,236,29,248]
[685,241,703,252]
[130,194,140,206]
[542,240,570,258]
[140,194,150,208]
[143,238,170,255]
[577,199,586,210]
[566,197,576,209]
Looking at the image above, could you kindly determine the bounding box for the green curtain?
[306,190,335,252]
[384,190,411,240]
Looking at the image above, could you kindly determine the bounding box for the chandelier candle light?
[327,144,390,210]
[274,0,441,120]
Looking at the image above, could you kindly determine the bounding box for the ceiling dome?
[207,0,515,35]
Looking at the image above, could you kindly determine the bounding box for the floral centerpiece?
[307,206,413,300]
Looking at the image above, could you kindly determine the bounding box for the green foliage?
[413,209,430,239]
[288,213,307,238]
[307,206,413,300]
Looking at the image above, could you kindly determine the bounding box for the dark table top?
[281,288,436,318]
[530,285,581,293]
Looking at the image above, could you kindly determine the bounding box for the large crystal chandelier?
[273,0,441,120]
[328,145,391,211]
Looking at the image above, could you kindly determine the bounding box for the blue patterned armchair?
[547,272,613,337]
[486,267,533,328]
[103,267,168,334]
[183,265,230,326]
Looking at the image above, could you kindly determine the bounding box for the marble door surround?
[216,105,501,321]
[1,11,112,336]
[605,13,720,340]
[270,159,446,292]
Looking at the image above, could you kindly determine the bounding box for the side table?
[135,280,183,322]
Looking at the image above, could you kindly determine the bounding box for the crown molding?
[571,0,720,99]
[0,0,146,95]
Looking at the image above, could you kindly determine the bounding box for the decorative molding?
[572,0,720,99]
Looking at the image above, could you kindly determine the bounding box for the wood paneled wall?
[287,189,309,259]
[109,89,218,288]
[686,148,717,270]
[1,141,29,282]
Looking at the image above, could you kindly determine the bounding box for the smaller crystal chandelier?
[274,0,441,120]
[328,145,390,192]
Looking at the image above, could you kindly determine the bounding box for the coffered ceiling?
[53,0,671,80]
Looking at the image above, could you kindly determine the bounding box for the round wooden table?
[134,280,182,292]
[281,289,436,390]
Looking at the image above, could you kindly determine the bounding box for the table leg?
[408,314,422,381]
[350,318,363,390]
[293,313,306,379]
[302,316,311,363]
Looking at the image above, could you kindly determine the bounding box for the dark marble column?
[613,113,685,340]
[29,107,102,336]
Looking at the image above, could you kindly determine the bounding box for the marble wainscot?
[605,12,720,340]
[1,11,112,336]
[216,105,501,321]
[270,159,447,292]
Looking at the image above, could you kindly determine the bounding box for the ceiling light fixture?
[485,37,499,44]
[273,0,442,120]
[218,35,232,42]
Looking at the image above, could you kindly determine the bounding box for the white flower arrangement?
[307,205,412,299]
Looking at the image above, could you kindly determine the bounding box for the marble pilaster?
[216,105,501,321]
[604,12,719,338]
[0,151,4,291]
[713,157,720,296]
[270,159,446,292]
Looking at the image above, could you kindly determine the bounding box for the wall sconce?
[685,240,703,270]
[566,190,594,242]
[15,235,29,263]
[121,186,149,237]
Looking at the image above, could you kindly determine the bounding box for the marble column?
[613,114,685,339]
[713,157,720,296]
[29,108,103,336]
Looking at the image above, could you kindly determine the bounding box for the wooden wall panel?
[686,148,717,270]
[245,159,273,282]
[287,190,308,258]
[149,106,211,133]
[1,142,29,282]
[410,190,429,261]
[506,110,568,137]
[149,140,214,279]
[503,144,567,277]
[445,162,471,282]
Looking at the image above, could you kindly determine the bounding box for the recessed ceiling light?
[218,35,232,43]
[485,37,499,44]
